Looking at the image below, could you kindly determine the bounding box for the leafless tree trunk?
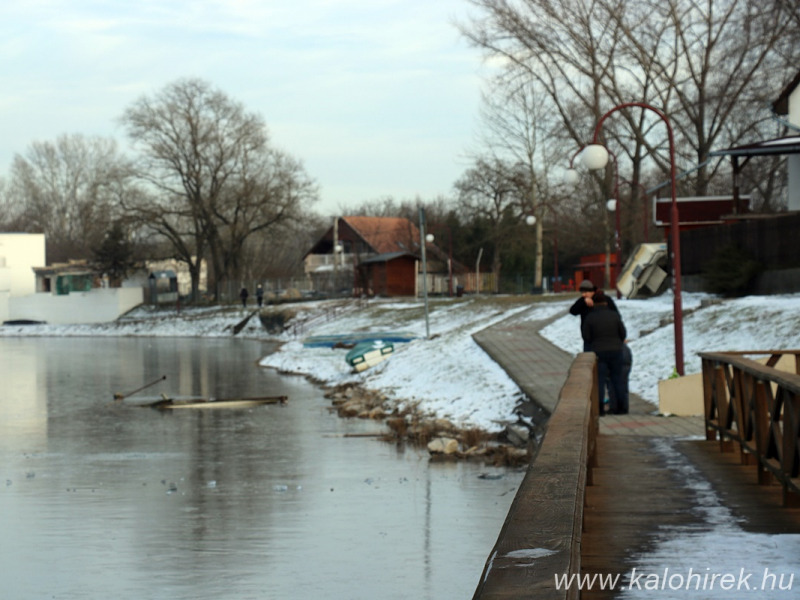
[455,157,530,291]
[477,80,567,288]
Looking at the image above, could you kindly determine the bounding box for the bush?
[702,244,762,297]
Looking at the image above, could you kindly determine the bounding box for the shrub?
[701,244,762,297]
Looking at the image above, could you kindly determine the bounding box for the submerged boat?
[122,394,288,409]
[345,340,394,372]
[303,331,415,348]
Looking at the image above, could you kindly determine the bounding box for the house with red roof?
[304,216,463,297]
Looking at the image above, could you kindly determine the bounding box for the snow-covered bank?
[260,298,569,431]
[2,292,799,432]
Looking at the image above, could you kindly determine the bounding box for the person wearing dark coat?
[239,287,249,307]
[569,279,619,351]
[582,293,628,415]
[256,284,264,307]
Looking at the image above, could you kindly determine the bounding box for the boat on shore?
[345,340,394,372]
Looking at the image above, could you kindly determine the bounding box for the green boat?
[345,340,394,372]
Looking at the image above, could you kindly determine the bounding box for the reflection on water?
[0,337,522,600]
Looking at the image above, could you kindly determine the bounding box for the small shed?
[33,262,96,295]
[357,252,418,297]
[148,270,179,304]
[573,253,619,291]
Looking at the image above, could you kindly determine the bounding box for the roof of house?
[773,70,800,115]
[343,216,421,254]
[709,135,800,158]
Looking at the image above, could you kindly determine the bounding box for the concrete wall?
[0,233,45,297]
[8,287,143,324]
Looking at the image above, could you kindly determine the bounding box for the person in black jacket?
[569,279,618,351]
[581,293,628,415]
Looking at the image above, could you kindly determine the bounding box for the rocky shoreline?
[324,382,538,467]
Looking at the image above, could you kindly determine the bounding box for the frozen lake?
[0,336,522,599]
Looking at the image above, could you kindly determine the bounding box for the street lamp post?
[419,207,430,339]
[583,102,684,376]
[525,212,560,293]
[425,224,453,297]
[566,146,621,293]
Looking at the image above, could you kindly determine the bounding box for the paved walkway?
[474,306,800,599]
[473,309,704,437]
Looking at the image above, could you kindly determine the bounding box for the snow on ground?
[616,438,800,599]
[260,298,568,431]
[541,291,800,405]
[2,291,799,430]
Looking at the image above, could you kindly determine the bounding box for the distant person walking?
[582,293,628,416]
[239,286,249,308]
[569,279,619,351]
[256,284,264,308]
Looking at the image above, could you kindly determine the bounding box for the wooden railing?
[700,350,800,507]
[473,353,598,600]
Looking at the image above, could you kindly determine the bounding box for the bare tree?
[477,79,571,288]
[454,157,529,290]
[6,134,129,263]
[120,78,318,300]
[462,0,799,217]
[619,0,799,195]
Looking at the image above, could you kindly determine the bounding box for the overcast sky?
[0,1,490,215]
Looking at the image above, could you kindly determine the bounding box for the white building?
[0,233,143,325]
[0,233,46,323]
[775,71,800,211]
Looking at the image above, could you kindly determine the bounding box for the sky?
[0,1,489,216]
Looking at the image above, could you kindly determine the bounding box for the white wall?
[789,85,800,211]
[0,233,45,297]
[8,287,143,324]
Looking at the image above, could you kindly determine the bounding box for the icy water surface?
[0,337,522,599]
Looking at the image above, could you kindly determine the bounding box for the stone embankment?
[324,383,532,466]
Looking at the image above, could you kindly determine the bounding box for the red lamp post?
[583,102,684,376]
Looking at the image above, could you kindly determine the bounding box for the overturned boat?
[345,340,394,372]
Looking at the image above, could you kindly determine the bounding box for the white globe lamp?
[582,144,609,170]
[564,168,581,186]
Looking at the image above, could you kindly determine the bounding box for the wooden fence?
[700,350,800,507]
[472,353,598,600]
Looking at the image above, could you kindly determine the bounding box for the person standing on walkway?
[569,279,619,351]
[239,286,249,308]
[582,293,628,415]
[256,284,264,308]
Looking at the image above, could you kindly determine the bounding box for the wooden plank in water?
[162,398,285,410]
[158,396,288,409]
